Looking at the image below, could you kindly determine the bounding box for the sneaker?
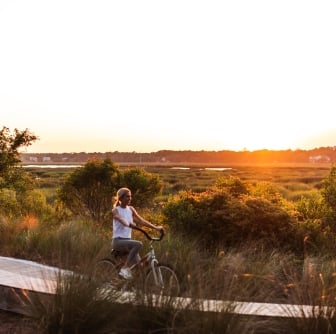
[119,268,133,280]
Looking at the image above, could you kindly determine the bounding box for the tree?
[58,158,121,225]
[0,126,42,218]
[120,167,163,208]
[0,126,38,190]
[58,159,163,225]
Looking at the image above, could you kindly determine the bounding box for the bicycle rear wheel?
[144,264,180,297]
[93,258,120,286]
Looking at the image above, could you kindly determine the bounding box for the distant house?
[309,155,331,163]
[42,157,51,162]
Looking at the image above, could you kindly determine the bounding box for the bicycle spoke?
[145,265,180,297]
[93,259,120,286]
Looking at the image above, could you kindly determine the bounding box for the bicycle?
[94,226,180,297]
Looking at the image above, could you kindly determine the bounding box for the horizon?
[21,145,336,155]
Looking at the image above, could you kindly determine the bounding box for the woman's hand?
[155,225,164,232]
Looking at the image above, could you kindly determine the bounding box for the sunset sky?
[1,0,335,153]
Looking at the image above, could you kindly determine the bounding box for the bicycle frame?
[143,242,160,284]
[140,248,171,291]
[128,226,165,286]
[113,226,163,268]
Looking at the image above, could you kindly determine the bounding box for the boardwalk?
[0,256,330,318]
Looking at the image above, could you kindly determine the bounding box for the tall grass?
[4,218,336,332]
[27,272,131,334]
[24,256,266,333]
[273,256,336,333]
[0,217,110,269]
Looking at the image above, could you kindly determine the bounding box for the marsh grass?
[5,214,336,332]
[7,222,336,333]
[25,264,265,333]
[27,272,130,334]
[0,218,110,270]
[27,164,330,204]
[267,256,336,334]
[45,220,110,271]
[7,223,285,332]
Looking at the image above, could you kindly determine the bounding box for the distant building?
[309,155,331,163]
[42,157,51,162]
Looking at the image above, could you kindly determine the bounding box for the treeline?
[21,147,336,164]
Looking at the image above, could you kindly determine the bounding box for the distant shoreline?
[22,162,333,168]
[20,148,336,166]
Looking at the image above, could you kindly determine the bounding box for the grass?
[25,163,331,203]
[27,272,128,334]
[3,219,336,332]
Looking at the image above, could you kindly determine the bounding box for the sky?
[1,0,335,154]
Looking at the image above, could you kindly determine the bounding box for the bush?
[120,167,163,208]
[0,188,54,220]
[58,159,163,225]
[162,185,302,253]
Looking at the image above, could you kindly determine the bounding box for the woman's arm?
[130,206,164,231]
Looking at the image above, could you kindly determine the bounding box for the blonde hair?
[113,187,131,207]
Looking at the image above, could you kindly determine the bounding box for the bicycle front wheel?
[144,264,180,297]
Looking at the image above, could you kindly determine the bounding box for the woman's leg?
[112,238,142,267]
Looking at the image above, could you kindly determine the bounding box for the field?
[25,162,332,201]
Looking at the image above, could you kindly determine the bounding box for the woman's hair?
[113,187,131,207]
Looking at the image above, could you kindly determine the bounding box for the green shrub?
[58,159,163,225]
[0,188,54,220]
[58,159,120,225]
[321,165,336,231]
[121,167,163,207]
[163,186,301,253]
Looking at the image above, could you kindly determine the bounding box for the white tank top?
[113,206,133,239]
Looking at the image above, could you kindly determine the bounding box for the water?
[171,167,232,171]
[23,165,232,171]
[204,167,232,171]
[23,165,82,168]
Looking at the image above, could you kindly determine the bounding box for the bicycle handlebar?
[131,224,164,241]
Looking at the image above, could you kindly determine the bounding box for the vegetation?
[3,127,336,332]
[58,159,163,225]
[0,126,38,190]
[57,158,121,225]
[0,127,53,220]
[163,185,301,253]
[321,165,336,231]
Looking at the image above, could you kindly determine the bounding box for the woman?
[112,187,164,279]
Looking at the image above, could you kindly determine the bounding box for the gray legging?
[112,238,142,267]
